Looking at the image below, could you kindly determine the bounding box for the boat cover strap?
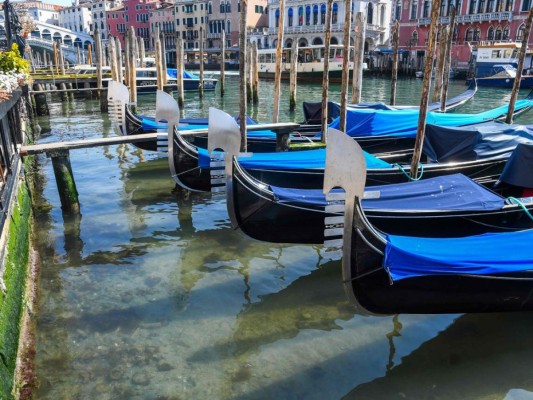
[197,147,392,170]
[384,229,533,281]
[270,173,505,210]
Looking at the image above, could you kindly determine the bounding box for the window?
[487,26,495,39]
[395,0,402,20]
[522,0,531,11]
[332,3,338,23]
[465,27,473,41]
[422,0,430,17]
[226,1,231,12]
[473,28,480,41]
[495,0,504,11]
[367,2,374,24]
[306,5,311,25]
[227,20,231,32]
[411,30,418,45]
[410,0,418,19]
[208,2,212,14]
[320,3,326,24]
[495,25,502,40]
[298,6,304,25]
[313,5,318,24]
[220,3,225,12]
[275,8,279,27]
[487,0,495,11]
[288,8,293,26]
[517,24,525,40]
[503,25,510,39]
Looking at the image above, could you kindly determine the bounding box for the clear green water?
[32,76,533,399]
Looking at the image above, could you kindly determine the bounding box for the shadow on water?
[343,312,533,399]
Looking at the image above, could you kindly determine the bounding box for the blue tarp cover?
[328,98,533,139]
[197,147,392,170]
[423,122,533,162]
[499,143,533,188]
[166,69,199,79]
[270,173,505,210]
[384,229,533,281]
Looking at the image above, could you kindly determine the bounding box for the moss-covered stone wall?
[0,182,31,399]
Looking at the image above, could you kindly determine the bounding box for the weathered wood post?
[138,37,146,67]
[53,41,59,74]
[49,150,80,214]
[440,6,456,111]
[390,20,400,106]
[339,0,353,132]
[289,41,298,111]
[351,10,365,104]
[66,82,74,102]
[161,32,168,86]
[199,26,204,98]
[116,37,124,83]
[320,0,333,142]
[433,25,447,103]
[94,27,107,111]
[33,83,49,116]
[220,30,226,97]
[505,7,533,124]
[155,26,163,90]
[59,82,68,102]
[128,27,138,107]
[109,35,118,81]
[87,43,93,65]
[239,0,248,150]
[176,36,185,108]
[252,41,259,104]
[77,46,81,65]
[58,44,66,75]
[410,0,440,178]
[246,44,252,102]
[272,0,285,123]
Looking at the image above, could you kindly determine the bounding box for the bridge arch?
[64,35,73,46]
[74,38,82,48]
[83,40,91,49]
[42,29,52,41]
[53,32,62,43]
[31,28,40,38]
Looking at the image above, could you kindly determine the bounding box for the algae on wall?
[0,183,31,399]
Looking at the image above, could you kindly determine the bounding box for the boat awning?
[270,173,505,210]
[499,143,533,188]
[375,48,408,54]
[197,147,392,170]
[384,229,533,281]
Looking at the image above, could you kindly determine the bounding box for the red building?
[106,0,162,51]
[394,0,533,73]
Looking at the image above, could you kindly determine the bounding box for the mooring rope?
[506,196,533,221]
[393,162,424,181]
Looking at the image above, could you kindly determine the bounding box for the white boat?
[257,44,366,82]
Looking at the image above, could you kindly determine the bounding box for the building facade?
[395,0,533,71]
[20,1,62,26]
[266,0,390,51]
[174,0,208,49]
[58,3,92,34]
[106,0,161,50]
[90,0,122,42]
[149,3,176,64]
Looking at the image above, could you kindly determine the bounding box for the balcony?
[269,23,345,35]
[207,32,221,39]
[418,11,512,25]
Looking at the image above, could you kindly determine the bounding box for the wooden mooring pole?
[252,41,259,104]
[116,37,123,84]
[33,83,49,116]
[176,37,185,108]
[272,0,285,123]
[199,26,204,98]
[161,33,168,86]
[505,7,533,124]
[410,0,440,178]
[440,6,456,111]
[390,20,400,106]
[49,150,80,214]
[289,41,298,112]
[128,27,138,107]
[155,26,163,91]
[239,0,248,150]
[320,0,333,143]
[246,44,252,103]
[220,30,226,97]
[339,0,353,132]
[138,37,146,67]
[433,25,447,103]
[351,10,365,104]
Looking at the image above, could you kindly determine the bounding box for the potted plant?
[0,43,31,100]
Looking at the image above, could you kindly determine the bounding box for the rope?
[506,197,533,221]
[393,162,424,181]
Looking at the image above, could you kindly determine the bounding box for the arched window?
[288,7,293,27]
[313,5,319,24]
[477,0,486,13]
[100,11,103,18]
[332,3,338,24]
[275,8,280,27]
[395,0,402,21]
[502,24,510,40]
[227,20,231,32]
[517,24,525,41]
[298,7,304,26]
[208,2,212,14]
[226,1,231,13]
[411,30,418,45]
[495,25,502,40]
[465,27,473,41]
[473,28,480,41]
[305,5,311,25]
[453,26,458,41]
[320,3,326,24]
[220,3,225,13]
[487,26,495,40]
[367,2,374,24]
[505,0,513,10]
[238,1,240,12]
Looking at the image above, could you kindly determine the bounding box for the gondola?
[109,79,480,153]
[323,130,533,315]
[165,104,533,193]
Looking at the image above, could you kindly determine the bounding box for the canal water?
[31,76,533,399]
